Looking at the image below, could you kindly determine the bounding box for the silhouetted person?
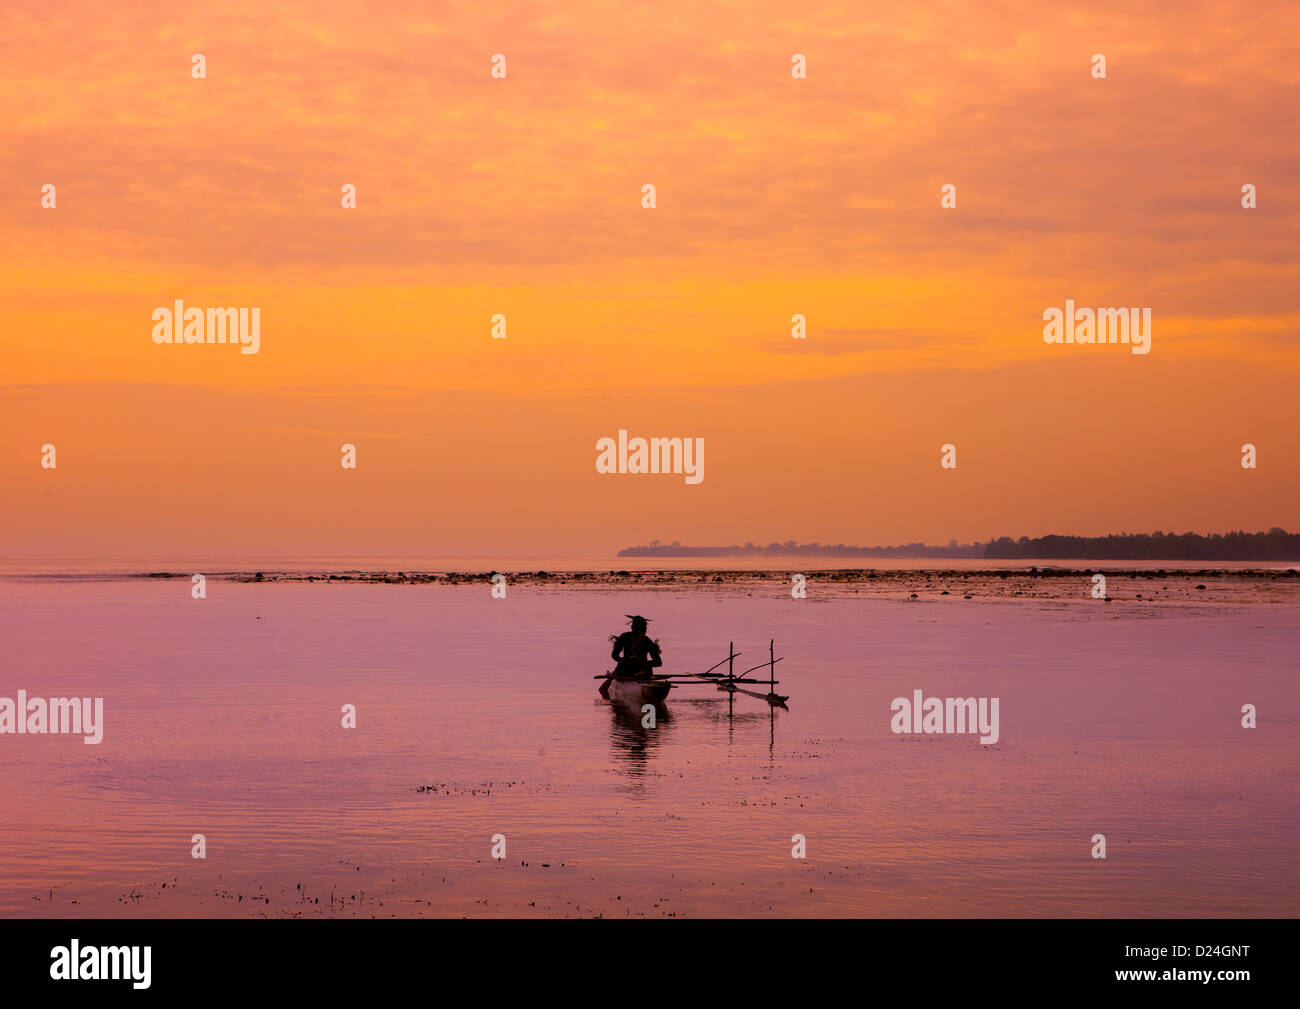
[610,614,662,679]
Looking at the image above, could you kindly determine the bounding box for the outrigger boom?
[597,639,789,708]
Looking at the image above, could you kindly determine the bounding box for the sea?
[1,557,1296,917]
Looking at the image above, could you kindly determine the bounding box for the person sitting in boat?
[610,615,662,679]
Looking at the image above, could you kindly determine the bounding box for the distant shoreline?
[619,529,1300,562]
[2,563,1299,583]
[219,565,1298,582]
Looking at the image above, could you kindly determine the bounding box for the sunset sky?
[2,0,1297,559]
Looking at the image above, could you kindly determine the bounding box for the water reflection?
[602,692,673,778]
[602,683,783,776]
[711,692,779,759]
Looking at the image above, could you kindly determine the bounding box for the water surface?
[1,576,1296,917]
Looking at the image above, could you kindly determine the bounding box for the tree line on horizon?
[618,529,1300,560]
[983,528,1300,560]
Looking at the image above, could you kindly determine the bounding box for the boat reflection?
[601,684,783,777]
[602,692,673,778]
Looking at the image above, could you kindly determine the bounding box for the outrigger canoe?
[596,640,789,708]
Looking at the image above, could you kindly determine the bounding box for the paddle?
[601,626,646,696]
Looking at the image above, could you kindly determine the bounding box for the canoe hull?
[605,676,672,705]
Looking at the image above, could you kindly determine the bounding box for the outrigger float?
[597,639,789,708]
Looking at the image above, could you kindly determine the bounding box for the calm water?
[1,578,1297,917]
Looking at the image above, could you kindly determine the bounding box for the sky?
[2,0,1298,559]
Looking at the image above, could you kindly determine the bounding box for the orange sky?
[2,1,1297,559]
